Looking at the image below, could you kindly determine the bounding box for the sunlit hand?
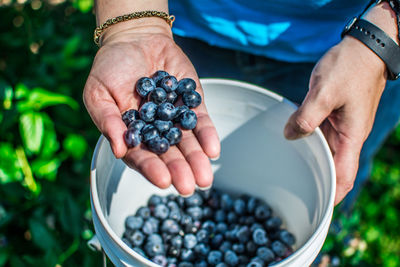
[83,21,220,196]
[284,35,387,205]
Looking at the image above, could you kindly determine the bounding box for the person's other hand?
[83,20,220,196]
[284,35,387,205]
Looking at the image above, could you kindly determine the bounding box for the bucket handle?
[88,235,107,267]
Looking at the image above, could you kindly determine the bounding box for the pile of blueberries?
[122,71,202,154]
[121,188,296,267]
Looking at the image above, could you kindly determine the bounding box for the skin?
[84,1,398,203]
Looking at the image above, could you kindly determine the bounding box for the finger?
[193,110,220,159]
[124,146,172,189]
[284,89,334,140]
[177,129,214,189]
[159,146,196,196]
[83,75,127,158]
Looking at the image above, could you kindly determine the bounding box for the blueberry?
[187,206,203,221]
[125,215,144,231]
[122,109,140,126]
[167,246,181,258]
[246,241,257,254]
[160,75,178,92]
[246,258,264,267]
[157,102,177,121]
[215,222,228,234]
[136,206,151,219]
[236,226,250,243]
[152,255,168,267]
[194,243,210,257]
[224,250,239,266]
[211,234,224,248]
[147,136,170,154]
[171,235,183,248]
[279,230,296,246]
[142,218,159,235]
[257,247,275,263]
[178,262,194,267]
[183,234,197,249]
[271,240,286,257]
[180,214,193,227]
[243,216,255,226]
[169,208,182,221]
[201,220,216,233]
[139,101,158,122]
[163,127,182,145]
[166,91,178,104]
[196,229,209,244]
[238,255,250,265]
[265,216,282,231]
[250,223,263,232]
[182,90,202,108]
[252,228,268,245]
[129,230,145,247]
[180,248,196,262]
[232,243,245,254]
[161,219,181,234]
[220,193,233,211]
[148,194,163,207]
[124,128,142,148]
[136,77,156,97]
[254,204,271,221]
[145,239,165,257]
[216,263,229,267]
[227,211,238,224]
[185,192,203,207]
[233,199,246,215]
[152,70,170,86]
[142,124,159,142]
[180,110,197,130]
[153,119,173,133]
[219,241,232,253]
[207,250,222,265]
[133,247,147,257]
[202,207,214,220]
[154,203,170,220]
[246,197,258,213]
[176,78,196,95]
[128,119,146,131]
[173,105,189,123]
[122,237,131,247]
[194,260,208,267]
[214,210,226,222]
[148,87,167,104]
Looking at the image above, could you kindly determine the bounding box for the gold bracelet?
[94,10,175,46]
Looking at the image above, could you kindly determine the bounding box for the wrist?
[363,1,399,44]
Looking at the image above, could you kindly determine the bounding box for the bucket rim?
[90,78,336,266]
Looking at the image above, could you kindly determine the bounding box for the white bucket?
[90,79,336,267]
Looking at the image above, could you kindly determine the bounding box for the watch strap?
[345,19,400,80]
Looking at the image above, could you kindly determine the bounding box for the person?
[83,0,400,209]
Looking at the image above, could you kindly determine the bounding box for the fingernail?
[198,184,212,191]
[210,155,220,161]
[179,192,194,198]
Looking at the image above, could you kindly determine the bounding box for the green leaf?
[40,113,59,158]
[0,143,23,184]
[31,158,60,181]
[63,36,81,58]
[14,83,29,99]
[0,248,9,267]
[0,82,13,110]
[63,134,88,160]
[19,111,44,154]
[58,193,81,236]
[29,218,57,251]
[17,87,78,111]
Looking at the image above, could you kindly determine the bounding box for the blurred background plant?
[0,0,399,266]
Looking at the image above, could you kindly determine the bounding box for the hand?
[284,36,387,205]
[83,21,220,196]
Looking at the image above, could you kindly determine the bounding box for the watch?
[341,17,400,80]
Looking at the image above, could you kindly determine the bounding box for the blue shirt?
[169,0,367,62]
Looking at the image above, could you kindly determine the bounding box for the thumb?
[284,92,333,140]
